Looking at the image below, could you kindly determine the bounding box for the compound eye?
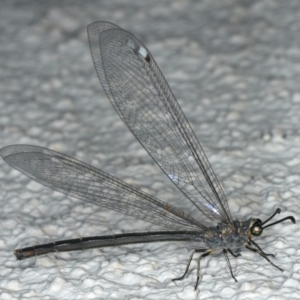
[251,222,263,236]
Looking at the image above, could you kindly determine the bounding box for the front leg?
[245,244,283,272]
[249,240,275,257]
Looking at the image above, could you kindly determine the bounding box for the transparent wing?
[87,22,233,224]
[0,145,207,231]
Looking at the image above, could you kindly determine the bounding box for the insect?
[0,21,295,290]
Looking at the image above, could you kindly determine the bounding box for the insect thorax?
[204,219,253,251]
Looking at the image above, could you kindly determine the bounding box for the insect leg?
[172,248,206,282]
[245,244,283,271]
[249,240,275,257]
[223,249,238,282]
[227,248,241,258]
[194,250,212,290]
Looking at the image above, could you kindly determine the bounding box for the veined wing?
[0,145,206,231]
[87,22,233,224]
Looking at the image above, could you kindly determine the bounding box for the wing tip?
[0,144,43,159]
[87,21,121,36]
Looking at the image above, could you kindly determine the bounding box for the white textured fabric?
[0,1,299,299]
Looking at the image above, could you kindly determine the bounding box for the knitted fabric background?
[0,1,299,299]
